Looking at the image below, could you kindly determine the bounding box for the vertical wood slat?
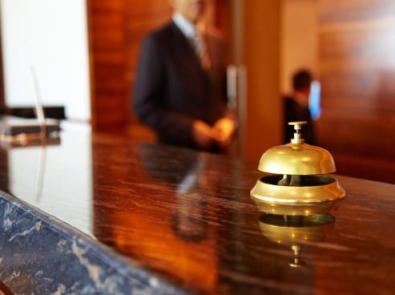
[87,0,127,132]
[243,0,281,161]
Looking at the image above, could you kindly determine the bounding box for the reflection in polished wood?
[84,133,395,293]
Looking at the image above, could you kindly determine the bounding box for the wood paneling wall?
[87,0,128,133]
[317,0,395,184]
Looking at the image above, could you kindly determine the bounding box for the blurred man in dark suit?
[133,0,236,154]
[283,69,317,144]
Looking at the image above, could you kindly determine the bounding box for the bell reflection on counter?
[250,121,345,216]
[259,213,335,267]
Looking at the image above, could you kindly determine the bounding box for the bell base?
[250,175,346,216]
[252,197,343,216]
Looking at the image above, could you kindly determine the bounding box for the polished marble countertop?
[1,127,395,294]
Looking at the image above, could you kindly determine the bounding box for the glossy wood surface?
[1,129,395,294]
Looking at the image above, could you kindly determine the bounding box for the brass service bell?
[250,121,345,216]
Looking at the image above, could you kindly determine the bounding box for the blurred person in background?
[133,0,236,154]
[283,69,317,144]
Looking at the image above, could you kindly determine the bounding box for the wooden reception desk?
[0,127,394,294]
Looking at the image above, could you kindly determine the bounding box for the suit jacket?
[133,21,228,150]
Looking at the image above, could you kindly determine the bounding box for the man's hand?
[213,117,236,151]
[192,120,218,150]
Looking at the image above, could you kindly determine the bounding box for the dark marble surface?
[0,127,395,294]
[0,191,185,295]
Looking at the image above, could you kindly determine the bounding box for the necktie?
[192,34,210,69]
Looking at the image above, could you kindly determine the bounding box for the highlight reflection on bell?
[259,213,335,267]
[250,121,345,216]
